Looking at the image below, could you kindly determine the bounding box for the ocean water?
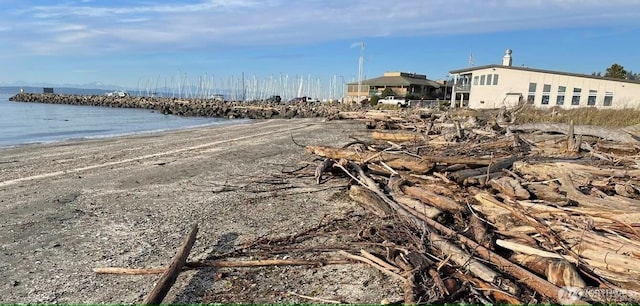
[0,94,249,148]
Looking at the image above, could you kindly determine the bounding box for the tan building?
[346,72,442,102]
[449,49,640,109]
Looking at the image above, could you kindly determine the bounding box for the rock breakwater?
[9,93,356,120]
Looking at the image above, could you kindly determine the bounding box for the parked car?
[287,97,303,104]
[266,95,282,103]
[106,90,129,98]
[378,96,409,107]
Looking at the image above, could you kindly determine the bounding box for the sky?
[1,0,640,89]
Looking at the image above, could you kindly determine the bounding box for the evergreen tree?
[605,64,627,79]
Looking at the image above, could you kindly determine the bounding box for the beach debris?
[302,108,640,304]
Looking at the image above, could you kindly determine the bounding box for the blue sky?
[1,0,639,88]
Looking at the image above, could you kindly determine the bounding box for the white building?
[449,49,640,109]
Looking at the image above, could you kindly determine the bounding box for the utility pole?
[339,75,344,102]
[358,42,365,100]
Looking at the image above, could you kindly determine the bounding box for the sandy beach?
[0,118,403,304]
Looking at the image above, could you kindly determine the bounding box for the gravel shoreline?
[0,118,403,304]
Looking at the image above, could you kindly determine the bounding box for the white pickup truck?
[378,96,409,107]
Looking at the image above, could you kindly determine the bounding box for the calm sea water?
[0,94,248,148]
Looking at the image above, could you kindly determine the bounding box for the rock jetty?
[9,93,358,120]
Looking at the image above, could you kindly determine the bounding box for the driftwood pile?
[306,109,640,304]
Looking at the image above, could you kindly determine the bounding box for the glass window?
[493,74,499,85]
[556,95,565,105]
[527,94,535,104]
[571,88,581,105]
[527,83,537,104]
[480,75,486,85]
[604,92,613,106]
[486,74,492,85]
[541,95,550,105]
[587,90,597,106]
[541,84,551,105]
[473,76,479,85]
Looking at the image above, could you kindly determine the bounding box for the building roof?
[449,64,640,85]
[347,75,441,88]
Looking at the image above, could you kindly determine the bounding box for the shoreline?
[0,116,253,150]
[9,93,352,119]
[0,118,403,303]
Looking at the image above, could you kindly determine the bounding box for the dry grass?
[513,105,640,127]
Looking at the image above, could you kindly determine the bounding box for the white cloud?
[4,0,640,56]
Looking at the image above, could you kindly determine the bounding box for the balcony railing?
[454,84,471,92]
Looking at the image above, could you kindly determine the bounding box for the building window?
[587,90,597,106]
[541,84,551,105]
[527,95,535,104]
[527,83,537,104]
[604,92,614,106]
[486,74,492,85]
[473,76,479,85]
[541,96,550,104]
[556,86,566,105]
[571,88,581,105]
[493,74,499,85]
[480,75,486,85]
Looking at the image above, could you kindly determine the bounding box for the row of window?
[526,83,613,106]
[473,74,499,86]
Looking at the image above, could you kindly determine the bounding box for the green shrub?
[381,87,395,97]
[369,96,380,106]
[405,94,419,100]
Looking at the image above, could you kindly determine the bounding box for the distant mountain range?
[0,86,111,96]
[0,81,129,91]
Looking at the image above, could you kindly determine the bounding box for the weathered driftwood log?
[419,211,578,303]
[306,145,496,167]
[349,185,393,217]
[509,254,586,288]
[339,250,406,283]
[142,224,198,305]
[335,155,585,304]
[525,183,568,205]
[394,195,441,218]
[595,141,639,155]
[557,173,640,214]
[94,259,353,274]
[489,177,530,200]
[513,161,640,180]
[371,131,425,142]
[360,249,401,273]
[401,186,463,213]
[429,232,518,295]
[449,156,519,184]
[470,214,492,249]
[463,172,504,186]
[306,146,434,173]
[509,122,640,143]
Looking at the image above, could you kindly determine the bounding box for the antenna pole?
[357,42,365,101]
